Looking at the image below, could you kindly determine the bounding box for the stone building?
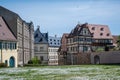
[0,16,18,67]
[58,33,69,65]
[66,23,92,64]
[34,27,48,64]
[59,23,113,65]
[0,6,34,65]
[88,24,113,51]
[48,35,61,65]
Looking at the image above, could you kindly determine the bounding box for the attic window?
[92,27,95,30]
[92,33,94,36]
[100,33,103,36]
[50,39,52,41]
[100,28,104,31]
[2,33,5,35]
[34,34,38,38]
[39,38,43,42]
[107,33,110,36]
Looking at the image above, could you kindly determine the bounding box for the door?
[94,55,100,64]
[9,56,15,67]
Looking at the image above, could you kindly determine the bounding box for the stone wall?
[91,51,120,64]
[65,52,91,65]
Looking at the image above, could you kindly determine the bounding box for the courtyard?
[0,65,120,80]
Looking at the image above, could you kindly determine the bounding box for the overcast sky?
[0,0,120,36]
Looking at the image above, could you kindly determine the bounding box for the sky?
[0,0,120,37]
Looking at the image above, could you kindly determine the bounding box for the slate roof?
[68,23,92,37]
[34,27,48,44]
[0,16,17,41]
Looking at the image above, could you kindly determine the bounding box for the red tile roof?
[88,24,113,39]
[0,16,17,41]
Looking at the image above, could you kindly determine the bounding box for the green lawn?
[0,65,120,80]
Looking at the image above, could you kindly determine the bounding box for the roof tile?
[0,16,16,41]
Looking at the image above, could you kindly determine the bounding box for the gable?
[79,27,91,36]
[34,28,48,43]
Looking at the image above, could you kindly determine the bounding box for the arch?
[9,56,15,67]
[94,55,100,64]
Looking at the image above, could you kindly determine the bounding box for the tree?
[32,57,41,64]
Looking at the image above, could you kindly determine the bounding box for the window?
[15,43,17,49]
[40,47,44,51]
[50,42,52,44]
[2,42,5,49]
[7,43,10,49]
[0,24,2,27]
[13,43,17,49]
[92,39,95,42]
[34,34,38,38]
[86,38,92,42]
[39,38,43,42]
[100,28,104,31]
[54,39,56,41]
[0,42,2,49]
[10,43,12,50]
[40,56,44,61]
[50,39,52,41]
[92,33,94,36]
[34,46,38,52]
[79,38,83,41]
[5,43,7,50]
[107,33,110,36]
[92,27,95,30]
[83,46,88,52]
[100,33,103,36]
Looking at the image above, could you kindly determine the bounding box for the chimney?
[55,35,57,37]
[37,25,40,30]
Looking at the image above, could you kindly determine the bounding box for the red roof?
[88,24,113,39]
[0,16,17,41]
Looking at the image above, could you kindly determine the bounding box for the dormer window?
[34,34,38,38]
[92,27,95,30]
[92,33,94,36]
[107,33,110,36]
[39,38,43,42]
[50,39,52,41]
[0,24,2,27]
[100,33,103,36]
[100,28,104,31]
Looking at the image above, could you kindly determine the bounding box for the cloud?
[1,0,120,36]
